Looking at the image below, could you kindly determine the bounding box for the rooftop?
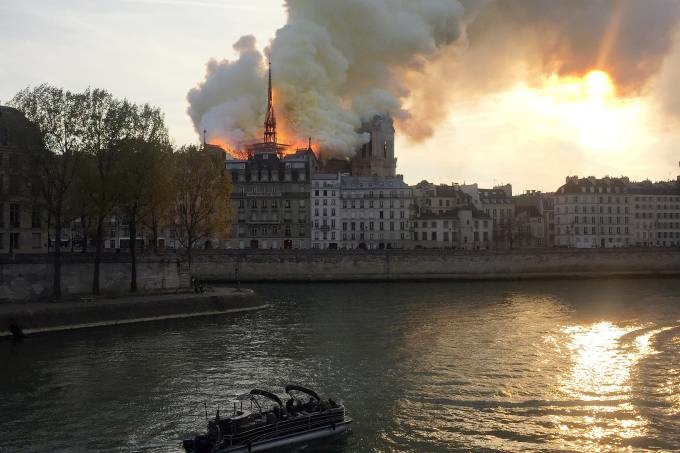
[341,175,408,190]
[558,176,680,195]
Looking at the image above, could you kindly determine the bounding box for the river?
[1,279,679,452]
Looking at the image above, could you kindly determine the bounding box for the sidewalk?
[0,287,266,338]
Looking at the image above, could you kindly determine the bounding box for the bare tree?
[81,89,136,294]
[171,145,232,267]
[118,115,171,291]
[9,85,85,299]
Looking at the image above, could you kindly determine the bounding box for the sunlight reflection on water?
[555,323,678,449]
[1,280,680,452]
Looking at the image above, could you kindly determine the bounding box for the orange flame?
[206,88,321,159]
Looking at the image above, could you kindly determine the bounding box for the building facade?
[0,106,48,254]
[554,177,633,248]
[311,173,342,249]
[226,149,315,249]
[461,183,515,249]
[513,191,555,248]
[554,176,680,248]
[412,181,472,215]
[630,180,680,247]
[413,209,492,250]
[338,175,414,249]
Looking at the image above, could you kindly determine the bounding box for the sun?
[584,70,615,99]
[505,69,646,153]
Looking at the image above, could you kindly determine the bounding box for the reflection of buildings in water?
[557,322,672,444]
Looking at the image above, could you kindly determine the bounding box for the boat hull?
[217,418,352,452]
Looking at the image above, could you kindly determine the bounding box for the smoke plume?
[188,0,680,157]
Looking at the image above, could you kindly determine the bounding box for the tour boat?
[182,385,352,453]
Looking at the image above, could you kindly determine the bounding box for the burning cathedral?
[219,64,410,250]
[215,63,397,178]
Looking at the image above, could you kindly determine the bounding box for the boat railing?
[219,408,346,445]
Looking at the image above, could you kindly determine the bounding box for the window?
[10,232,19,250]
[9,204,20,228]
[32,232,41,249]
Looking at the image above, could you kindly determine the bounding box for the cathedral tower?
[351,114,397,177]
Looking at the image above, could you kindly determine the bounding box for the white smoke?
[188,0,680,157]
[188,0,471,157]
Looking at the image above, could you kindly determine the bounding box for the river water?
[1,279,680,452]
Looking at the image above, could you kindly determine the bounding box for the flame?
[271,88,322,155]
[206,88,321,159]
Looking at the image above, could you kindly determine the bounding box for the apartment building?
[338,175,414,249]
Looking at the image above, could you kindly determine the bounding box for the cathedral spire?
[264,60,277,144]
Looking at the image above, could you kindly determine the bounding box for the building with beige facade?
[554,176,680,248]
[461,183,515,249]
[338,175,414,249]
[412,181,492,249]
[311,173,342,249]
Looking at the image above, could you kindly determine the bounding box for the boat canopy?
[285,385,320,401]
[250,389,283,407]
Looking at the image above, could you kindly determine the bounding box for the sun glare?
[505,69,648,154]
[584,70,615,99]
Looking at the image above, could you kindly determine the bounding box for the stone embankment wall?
[1,249,679,302]
[0,254,186,302]
[190,249,680,282]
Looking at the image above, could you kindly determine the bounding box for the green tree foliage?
[9,84,86,299]
[171,145,232,266]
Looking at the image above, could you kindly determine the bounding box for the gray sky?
[0,0,283,147]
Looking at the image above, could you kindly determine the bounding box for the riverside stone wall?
[1,249,679,302]
[0,255,185,302]
[190,249,680,282]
